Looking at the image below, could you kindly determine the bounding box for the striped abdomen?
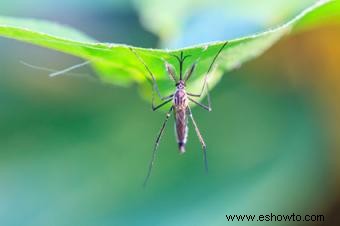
[173,88,189,153]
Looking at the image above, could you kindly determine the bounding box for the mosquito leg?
[186,77,208,98]
[188,97,211,112]
[187,81,212,111]
[20,60,91,77]
[49,61,91,77]
[152,98,173,111]
[129,47,168,101]
[186,57,214,111]
[130,47,173,112]
[186,41,228,109]
[186,41,228,97]
[144,106,173,187]
[187,107,208,172]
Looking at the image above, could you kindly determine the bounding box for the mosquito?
[130,41,228,186]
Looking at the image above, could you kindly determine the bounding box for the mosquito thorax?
[173,82,188,109]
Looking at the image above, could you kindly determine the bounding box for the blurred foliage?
[0,1,340,226]
[0,0,339,103]
[133,0,316,46]
[0,27,335,226]
[0,0,134,12]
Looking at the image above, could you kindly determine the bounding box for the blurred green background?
[0,0,339,226]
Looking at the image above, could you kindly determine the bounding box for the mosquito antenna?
[180,52,184,80]
[171,54,181,63]
[20,60,91,77]
[179,52,190,80]
[171,52,191,81]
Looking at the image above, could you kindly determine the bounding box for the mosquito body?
[130,42,228,186]
[173,80,189,153]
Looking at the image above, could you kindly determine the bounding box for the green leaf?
[0,0,339,101]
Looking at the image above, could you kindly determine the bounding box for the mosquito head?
[171,51,191,81]
[176,80,186,89]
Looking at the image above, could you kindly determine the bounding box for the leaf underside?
[0,0,339,102]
